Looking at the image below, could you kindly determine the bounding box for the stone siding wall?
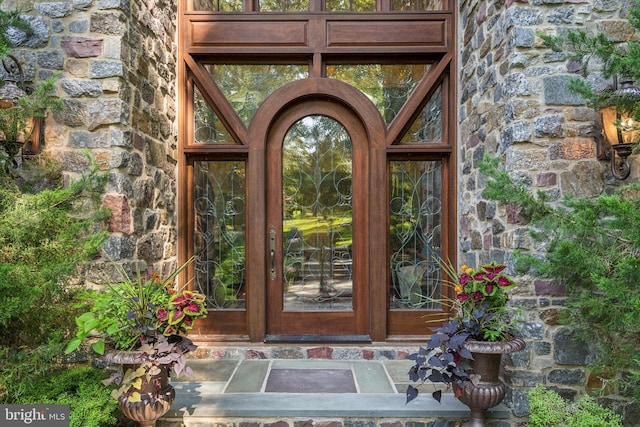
[6,0,179,279]
[459,0,639,424]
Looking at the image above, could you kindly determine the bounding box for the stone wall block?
[547,6,575,24]
[55,150,93,174]
[34,2,73,18]
[97,147,129,168]
[61,36,103,57]
[128,152,143,176]
[534,115,564,138]
[55,98,87,127]
[90,11,127,35]
[559,161,604,198]
[69,129,108,147]
[535,172,556,187]
[137,231,164,261]
[102,193,131,234]
[102,234,135,259]
[107,171,133,199]
[68,20,89,33]
[97,0,128,9]
[533,279,565,296]
[90,59,124,78]
[133,177,155,208]
[73,0,94,11]
[547,368,586,386]
[61,78,103,97]
[88,98,128,130]
[549,138,595,160]
[8,16,49,48]
[543,75,585,105]
[109,129,132,147]
[37,50,64,69]
[505,6,543,28]
[553,327,598,365]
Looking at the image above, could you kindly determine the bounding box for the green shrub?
[0,154,108,347]
[481,157,640,398]
[14,366,118,427]
[528,385,623,427]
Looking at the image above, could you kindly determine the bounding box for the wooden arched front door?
[249,79,386,341]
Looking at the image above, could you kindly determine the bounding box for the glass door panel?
[282,116,353,311]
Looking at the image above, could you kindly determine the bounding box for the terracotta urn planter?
[455,338,526,427]
[104,349,176,427]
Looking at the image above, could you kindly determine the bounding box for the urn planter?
[104,349,176,427]
[455,338,526,427]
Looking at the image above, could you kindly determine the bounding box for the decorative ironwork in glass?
[282,116,353,311]
[326,64,429,125]
[326,0,375,11]
[193,161,246,310]
[193,84,237,144]
[206,65,308,125]
[389,161,442,309]
[400,83,442,143]
[392,0,444,11]
[192,0,243,11]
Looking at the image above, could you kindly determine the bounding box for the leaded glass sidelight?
[282,116,353,311]
[389,161,442,309]
[193,161,246,310]
[326,64,429,125]
[400,83,443,144]
[204,65,308,126]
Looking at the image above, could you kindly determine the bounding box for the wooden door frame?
[177,5,457,342]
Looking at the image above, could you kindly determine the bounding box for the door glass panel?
[326,64,429,125]
[389,160,442,309]
[399,83,443,144]
[194,161,247,310]
[206,65,309,125]
[392,0,445,11]
[282,116,353,311]
[193,0,243,11]
[193,85,238,144]
[326,0,375,12]
[259,0,309,11]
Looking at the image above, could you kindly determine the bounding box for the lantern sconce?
[599,78,640,180]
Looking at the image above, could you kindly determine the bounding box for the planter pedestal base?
[118,384,175,427]
[456,338,526,427]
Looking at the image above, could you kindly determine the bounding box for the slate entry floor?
[159,358,511,425]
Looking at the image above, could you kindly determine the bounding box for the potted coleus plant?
[407,261,525,427]
[65,257,207,427]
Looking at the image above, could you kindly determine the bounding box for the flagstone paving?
[158,358,511,426]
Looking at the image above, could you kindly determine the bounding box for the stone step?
[156,356,513,427]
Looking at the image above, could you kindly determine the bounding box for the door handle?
[270,226,276,280]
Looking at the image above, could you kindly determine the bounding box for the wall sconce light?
[599,78,640,180]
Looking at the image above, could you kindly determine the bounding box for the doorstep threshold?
[165,383,511,419]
